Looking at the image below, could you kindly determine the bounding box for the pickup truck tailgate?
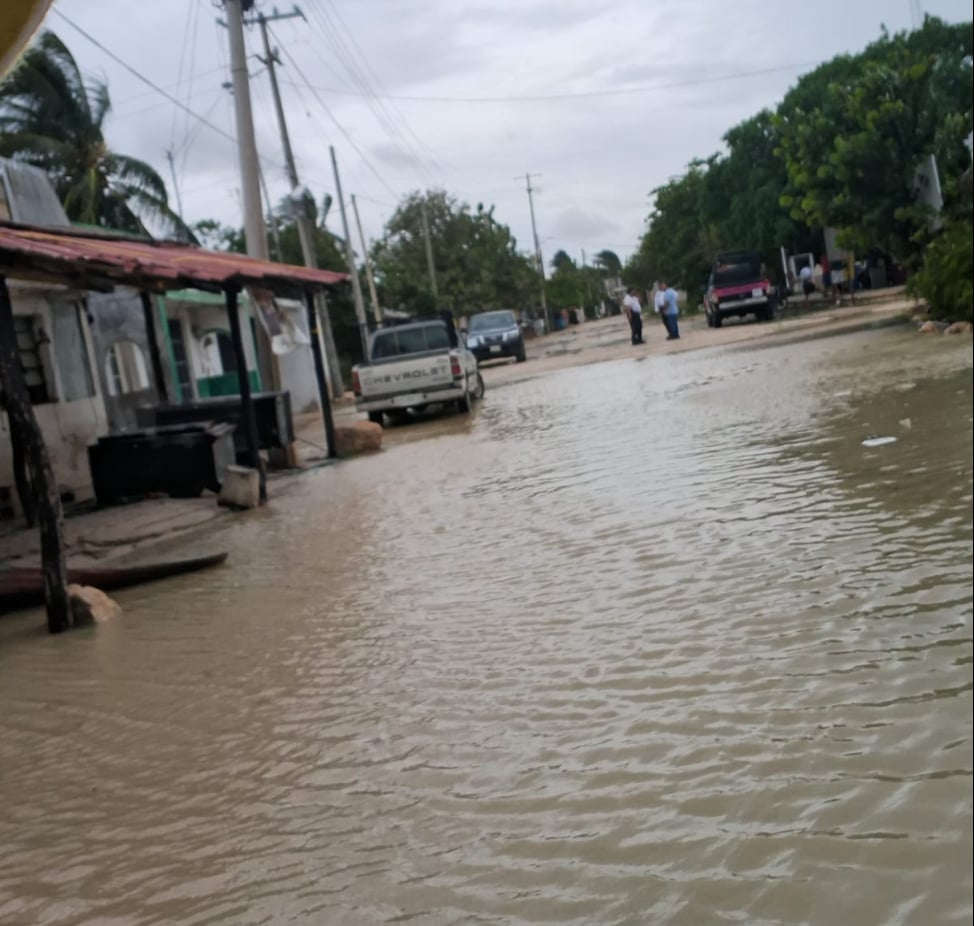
[357,354,455,399]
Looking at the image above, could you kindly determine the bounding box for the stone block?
[945,321,973,335]
[335,421,383,456]
[69,584,122,626]
[218,465,260,509]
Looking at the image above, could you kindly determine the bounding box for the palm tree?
[0,31,194,240]
[593,249,623,277]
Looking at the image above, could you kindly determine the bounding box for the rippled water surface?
[1,327,971,926]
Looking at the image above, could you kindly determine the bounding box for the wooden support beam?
[224,287,266,502]
[304,289,337,459]
[0,276,71,633]
[140,291,169,404]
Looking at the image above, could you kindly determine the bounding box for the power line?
[270,30,400,200]
[52,8,239,147]
[277,10,435,181]
[314,0,443,175]
[292,61,820,104]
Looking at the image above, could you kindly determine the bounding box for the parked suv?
[704,250,776,327]
[465,309,526,363]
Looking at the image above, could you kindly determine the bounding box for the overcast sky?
[40,0,973,266]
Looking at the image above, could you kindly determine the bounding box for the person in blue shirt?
[656,280,680,340]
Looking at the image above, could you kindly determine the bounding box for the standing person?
[653,282,669,335]
[820,252,833,302]
[622,287,644,345]
[799,263,815,303]
[657,280,680,340]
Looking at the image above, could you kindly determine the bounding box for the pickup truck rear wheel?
[456,375,474,414]
[472,372,485,400]
[367,411,384,425]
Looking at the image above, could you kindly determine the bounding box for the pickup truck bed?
[352,320,483,425]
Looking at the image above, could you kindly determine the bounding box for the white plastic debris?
[862,436,898,447]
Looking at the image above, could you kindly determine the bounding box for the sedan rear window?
[469,311,516,333]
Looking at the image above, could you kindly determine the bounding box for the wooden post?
[225,287,266,502]
[0,277,71,633]
[8,415,35,527]
[140,291,169,404]
[304,289,337,459]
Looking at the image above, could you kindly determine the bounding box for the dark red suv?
[704,250,776,328]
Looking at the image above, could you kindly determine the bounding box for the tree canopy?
[370,190,537,315]
[0,31,192,239]
[626,16,973,302]
[775,17,973,266]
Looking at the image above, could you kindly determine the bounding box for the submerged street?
[0,326,971,925]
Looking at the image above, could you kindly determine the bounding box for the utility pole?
[351,194,382,325]
[222,0,278,393]
[254,6,344,398]
[330,146,370,359]
[224,0,267,259]
[420,201,439,303]
[520,172,549,334]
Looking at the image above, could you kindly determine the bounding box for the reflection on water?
[0,327,971,925]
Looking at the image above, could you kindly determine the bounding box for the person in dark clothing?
[622,288,644,345]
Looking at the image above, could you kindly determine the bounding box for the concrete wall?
[273,302,319,413]
[162,294,320,412]
[1,282,109,517]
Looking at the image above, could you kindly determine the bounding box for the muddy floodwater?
[1,327,971,926]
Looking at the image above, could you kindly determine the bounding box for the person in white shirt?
[656,280,681,340]
[653,283,668,336]
[622,288,644,345]
[799,264,815,303]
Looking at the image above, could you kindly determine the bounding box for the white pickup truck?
[352,319,484,425]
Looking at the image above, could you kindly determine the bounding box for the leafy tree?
[0,31,193,239]
[370,190,536,314]
[592,249,622,276]
[908,218,973,321]
[775,17,973,267]
[711,111,819,268]
[192,219,245,253]
[625,160,718,305]
[550,249,575,272]
[546,249,607,314]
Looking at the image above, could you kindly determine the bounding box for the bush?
[908,220,974,323]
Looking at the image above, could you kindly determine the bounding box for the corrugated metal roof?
[0,220,348,296]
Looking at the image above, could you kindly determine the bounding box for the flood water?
[1,326,971,926]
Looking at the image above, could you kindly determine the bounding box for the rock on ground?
[219,466,261,509]
[335,421,383,456]
[68,584,122,626]
[944,321,973,335]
